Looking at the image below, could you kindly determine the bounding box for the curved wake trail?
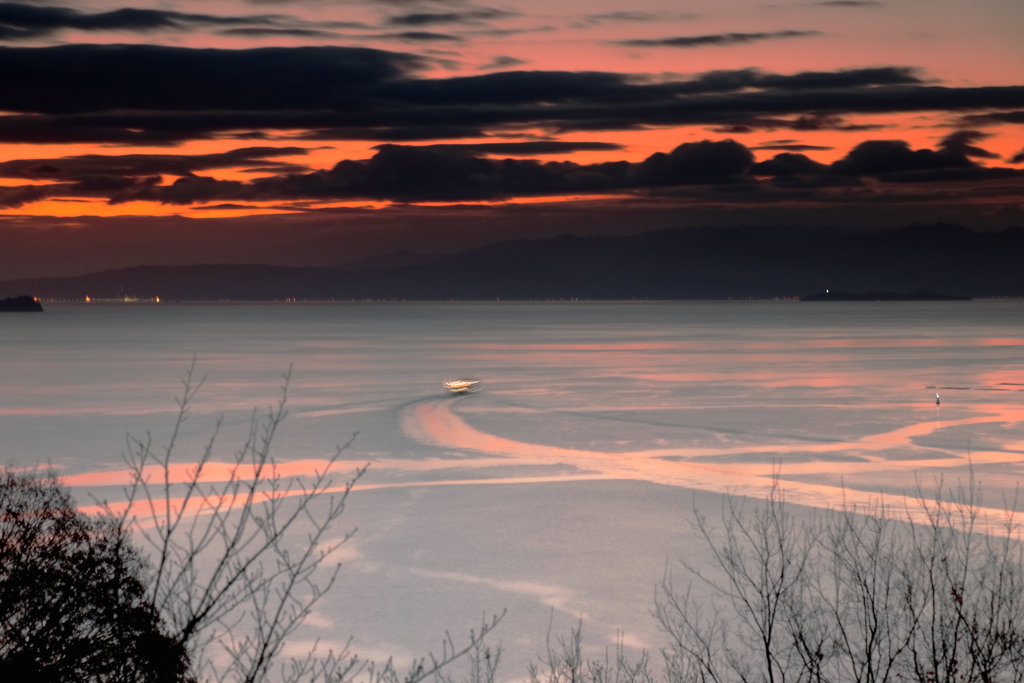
[402,396,1024,520]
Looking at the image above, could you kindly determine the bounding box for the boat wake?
[401,396,1024,521]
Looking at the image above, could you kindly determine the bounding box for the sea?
[2,301,1023,675]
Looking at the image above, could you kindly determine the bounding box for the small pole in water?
[936,392,941,406]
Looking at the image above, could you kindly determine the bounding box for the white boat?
[443,379,480,394]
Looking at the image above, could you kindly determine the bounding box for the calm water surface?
[2,301,1023,669]
[3,301,1021,497]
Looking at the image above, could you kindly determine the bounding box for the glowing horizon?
[1,0,1022,274]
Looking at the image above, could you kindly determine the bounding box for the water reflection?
[0,301,1021,515]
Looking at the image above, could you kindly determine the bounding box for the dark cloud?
[216,27,344,37]
[752,152,827,176]
[731,66,919,90]
[821,132,1021,183]
[90,139,753,205]
[1011,150,1024,164]
[478,55,527,70]
[459,25,554,38]
[585,11,662,22]
[751,144,833,150]
[240,164,312,173]
[373,141,625,155]
[217,27,343,38]
[765,1,881,6]
[642,67,919,100]
[6,135,1021,214]
[4,51,908,118]
[637,140,753,180]
[0,46,1020,147]
[5,136,1008,209]
[287,125,490,142]
[386,9,513,26]
[581,11,699,25]
[958,110,1024,126]
[0,148,314,206]
[617,30,819,48]
[746,136,1024,185]
[0,45,427,115]
[191,204,263,210]
[939,130,999,159]
[0,184,49,208]
[711,114,886,133]
[0,115,213,145]
[371,30,462,41]
[356,0,468,5]
[830,139,973,175]
[0,147,309,180]
[0,2,303,39]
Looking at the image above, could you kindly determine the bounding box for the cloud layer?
[0,2,374,39]
[617,30,820,48]
[3,45,1020,147]
[3,132,1021,209]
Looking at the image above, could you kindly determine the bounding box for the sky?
[1,0,1024,277]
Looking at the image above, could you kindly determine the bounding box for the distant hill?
[2,223,1022,300]
[0,295,44,312]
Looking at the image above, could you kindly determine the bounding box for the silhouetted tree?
[108,363,503,683]
[0,469,189,682]
[524,473,1024,683]
[528,621,654,683]
[654,476,1024,683]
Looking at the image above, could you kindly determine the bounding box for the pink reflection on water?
[398,397,1024,524]
[634,372,860,388]
[458,338,1024,352]
[459,343,683,351]
[67,393,1024,531]
[63,458,349,488]
[800,338,1024,349]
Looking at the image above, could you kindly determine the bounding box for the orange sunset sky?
[1,0,1023,277]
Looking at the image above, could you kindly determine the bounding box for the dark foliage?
[0,470,189,682]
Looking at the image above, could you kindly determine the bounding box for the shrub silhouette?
[0,469,189,682]
[529,477,1024,683]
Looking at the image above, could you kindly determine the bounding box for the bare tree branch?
[105,362,362,683]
